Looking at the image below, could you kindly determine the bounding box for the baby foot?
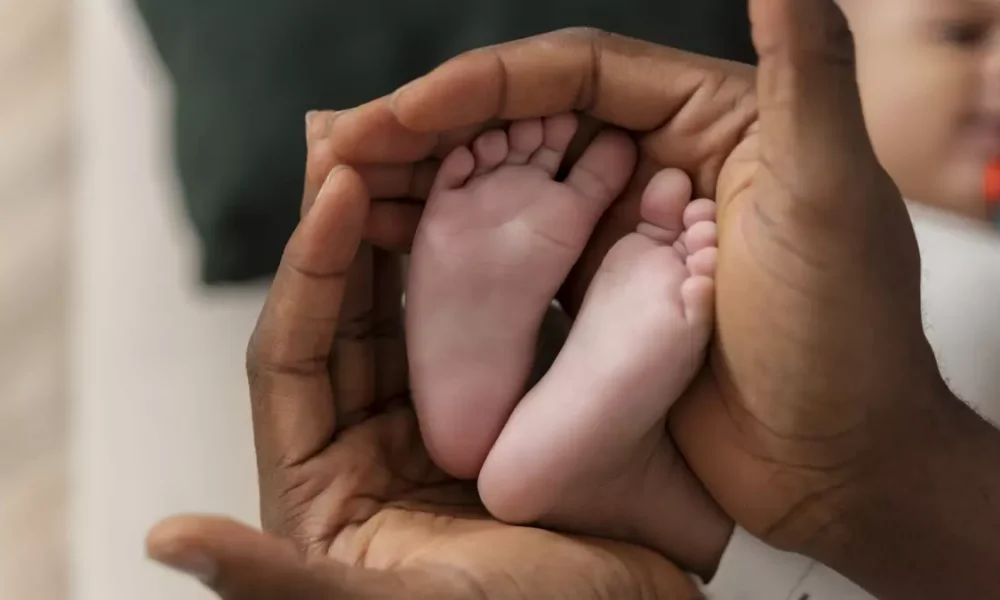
[407,114,637,479]
[478,169,731,570]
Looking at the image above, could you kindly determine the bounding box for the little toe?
[528,113,579,177]
[430,146,476,194]
[504,119,545,165]
[472,130,510,176]
[638,169,694,245]
[673,231,688,255]
[683,199,717,228]
[681,276,716,328]
[683,221,718,254]
[687,247,718,278]
[564,130,637,214]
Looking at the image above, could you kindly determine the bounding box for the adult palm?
[293,1,943,591]
[147,2,952,598]
[146,162,698,599]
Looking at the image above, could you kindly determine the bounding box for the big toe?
[563,130,638,212]
[635,169,694,244]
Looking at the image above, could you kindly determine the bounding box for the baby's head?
[845,0,1000,218]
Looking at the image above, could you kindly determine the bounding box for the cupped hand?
[146,154,699,598]
[305,28,757,314]
[306,0,948,587]
[672,0,946,574]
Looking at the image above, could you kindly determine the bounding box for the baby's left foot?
[406,114,636,479]
[479,169,731,570]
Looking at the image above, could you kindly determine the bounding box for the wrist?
[811,378,1000,598]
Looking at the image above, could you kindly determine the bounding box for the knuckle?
[564,26,607,40]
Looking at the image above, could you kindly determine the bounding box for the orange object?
[987,158,1000,205]
[989,158,1000,227]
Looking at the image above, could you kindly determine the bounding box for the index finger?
[391,28,753,136]
[247,166,368,472]
[319,28,751,170]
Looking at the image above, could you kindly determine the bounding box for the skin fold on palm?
[256,245,695,599]
[672,1,943,561]
[147,161,700,599]
[148,2,964,598]
[300,1,943,574]
[302,29,758,316]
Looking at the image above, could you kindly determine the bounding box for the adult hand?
[146,142,699,598]
[674,4,1000,598]
[305,30,756,314]
[304,1,1000,598]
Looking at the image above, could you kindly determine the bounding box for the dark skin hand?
[145,155,701,598]
[149,0,1000,597]
[279,0,1000,597]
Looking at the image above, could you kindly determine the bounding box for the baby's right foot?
[479,169,731,570]
[406,115,637,479]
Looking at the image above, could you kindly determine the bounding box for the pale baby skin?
[407,114,728,565]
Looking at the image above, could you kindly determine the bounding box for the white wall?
[72,1,265,598]
[913,205,1000,423]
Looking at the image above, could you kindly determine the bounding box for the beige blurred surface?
[0,0,70,597]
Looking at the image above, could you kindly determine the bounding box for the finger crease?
[287,260,351,282]
[580,31,604,113]
[490,48,510,119]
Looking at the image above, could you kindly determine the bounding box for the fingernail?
[305,110,332,143]
[390,80,416,112]
[153,550,217,584]
[305,165,348,217]
[323,165,347,188]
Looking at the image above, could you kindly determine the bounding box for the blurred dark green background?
[134,0,755,284]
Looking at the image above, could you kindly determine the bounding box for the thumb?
[750,0,905,236]
[302,111,423,252]
[147,516,444,599]
[748,0,922,303]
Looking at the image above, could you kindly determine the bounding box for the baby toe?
[505,119,545,165]
[683,221,718,254]
[528,114,579,176]
[430,146,476,194]
[564,130,637,211]
[687,247,718,278]
[681,276,716,328]
[638,169,694,244]
[472,129,510,175]
[683,198,717,228]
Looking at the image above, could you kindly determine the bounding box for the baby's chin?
[901,168,985,220]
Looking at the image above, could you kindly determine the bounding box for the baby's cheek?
[862,92,981,215]
[933,161,989,219]
[866,113,937,191]
[854,41,978,213]
[880,142,982,217]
